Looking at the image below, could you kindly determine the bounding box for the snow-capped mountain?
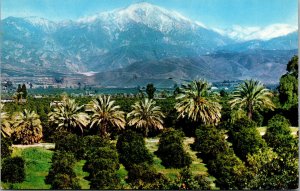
[78,2,207,33]
[1,2,298,86]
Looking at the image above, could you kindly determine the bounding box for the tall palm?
[86,95,125,137]
[175,80,222,125]
[1,103,12,137]
[127,98,165,136]
[12,109,43,144]
[229,80,275,119]
[48,97,90,134]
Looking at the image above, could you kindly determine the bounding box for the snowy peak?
[78,2,207,33]
[117,2,190,23]
[24,16,58,33]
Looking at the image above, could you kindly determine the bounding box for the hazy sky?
[2,0,298,29]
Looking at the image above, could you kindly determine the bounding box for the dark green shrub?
[256,115,299,189]
[225,118,266,160]
[207,149,248,190]
[81,135,111,158]
[249,160,298,189]
[254,155,298,189]
[264,115,297,155]
[89,170,121,190]
[266,114,291,135]
[1,156,25,183]
[45,151,78,187]
[1,137,12,158]
[252,111,264,127]
[50,173,81,189]
[193,174,212,190]
[54,133,83,160]
[175,117,198,137]
[230,126,267,160]
[192,125,229,162]
[278,59,298,109]
[83,145,121,189]
[283,104,298,126]
[246,148,298,189]
[83,147,120,178]
[172,167,212,190]
[155,130,192,168]
[126,162,169,189]
[116,130,153,168]
[228,117,257,133]
[50,151,77,166]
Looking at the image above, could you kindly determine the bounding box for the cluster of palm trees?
[1,79,275,143]
[1,104,43,144]
[48,95,165,137]
[48,79,275,137]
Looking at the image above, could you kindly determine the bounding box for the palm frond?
[86,95,125,136]
[175,80,222,125]
[127,98,165,135]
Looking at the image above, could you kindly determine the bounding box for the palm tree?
[127,98,165,136]
[12,109,43,144]
[86,95,125,137]
[48,97,90,134]
[229,80,275,119]
[1,103,12,137]
[175,80,222,125]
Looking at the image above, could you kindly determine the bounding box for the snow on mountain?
[23,16,58,33]
[216,24,298,41]
[77,2,206,33]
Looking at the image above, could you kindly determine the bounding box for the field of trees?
[1,56,298,189]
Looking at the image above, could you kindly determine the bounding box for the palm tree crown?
[86,95,125,136]
[127,98,165,136]
[175,80,222,125]
[229,80,275,119]
[48,97,90,134]
[1,103,12,137]
[12,109,43,144]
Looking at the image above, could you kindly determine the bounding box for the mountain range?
[1,2,298,87]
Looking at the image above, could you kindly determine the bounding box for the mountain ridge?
[1,2,298,87]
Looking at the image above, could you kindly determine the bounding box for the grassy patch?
[74,160,90,189]
[1,147,53,189]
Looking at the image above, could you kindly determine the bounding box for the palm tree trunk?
[100,122,107,137]
[247,107,253,119]
[144,127,149,137]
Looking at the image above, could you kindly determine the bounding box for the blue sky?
[2,0,298,29]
